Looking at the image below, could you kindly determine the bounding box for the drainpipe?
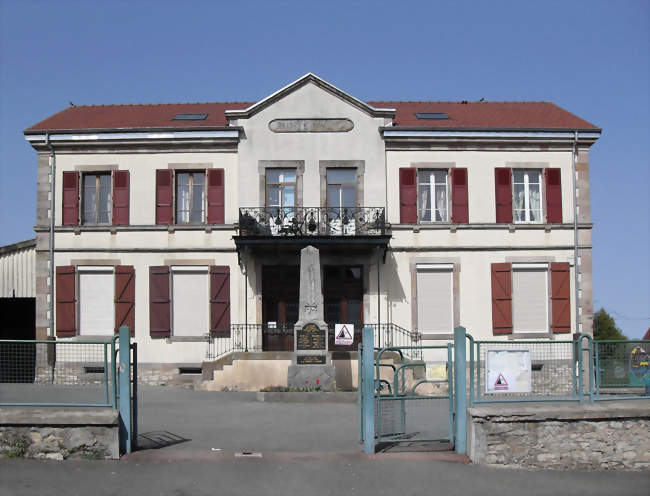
[46,133,56,339]
[572,131,580,335]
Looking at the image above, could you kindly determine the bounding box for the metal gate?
[359,328,456,453]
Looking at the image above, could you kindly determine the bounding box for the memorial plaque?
[297,355,326,365]
[296,323,326,350]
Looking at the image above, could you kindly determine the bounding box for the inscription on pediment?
[269,118,354,133]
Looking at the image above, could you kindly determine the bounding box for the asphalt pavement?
[0,386,648,496]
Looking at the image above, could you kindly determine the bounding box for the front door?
[262,266,299,351]
[324,266,364,351]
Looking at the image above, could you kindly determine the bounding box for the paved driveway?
[134,386,362,454]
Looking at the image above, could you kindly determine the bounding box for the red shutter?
[451,168,469,223]
[399,168,417,223]
[156,169,173,225]
[112,170,130,226]
[207,169,225,224]
[56,265,76,337]
[210,266,231,337]
[545,168,562,224]
[62,171,79,226]
[491,263,512,335]
[550,262,571,333]
[115,265,135,337]
[494,168,512,223]
[149,266,170,338]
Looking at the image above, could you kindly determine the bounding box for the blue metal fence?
[593,339,650,401]
[468,334,650,406]
[360,326,463,454]
[0,336,119,407]
[0,326,137,453]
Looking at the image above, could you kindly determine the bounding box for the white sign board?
[425,363,447,381]
[334,324,354,346]
[486,349,532,393]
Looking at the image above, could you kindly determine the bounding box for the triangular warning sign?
[494,373,508,390]
[337,325,352,339]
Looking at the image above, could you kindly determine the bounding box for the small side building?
[0,238,36,340]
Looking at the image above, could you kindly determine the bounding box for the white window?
[512,263,548,333]
[266,169,296,213]
[513,170,542,223]
[416,263,454,333]
[327,169,357,235]
[418,170,448,222]
[266,169,296,234]
[78,266,114,336]
[176,172,205,224]
[82,173,111,224]
[171,266,209,336]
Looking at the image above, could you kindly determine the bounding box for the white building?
[24,74,600,387]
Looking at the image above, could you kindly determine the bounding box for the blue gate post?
[118,325,132,454]
[362,326,375,454]
[453,326,467,455]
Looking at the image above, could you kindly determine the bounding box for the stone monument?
[287,245,336,389]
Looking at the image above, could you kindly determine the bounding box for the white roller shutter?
[79,267,114,336]
[512,265,548,333]
[172,267,209,336]
[416,264,453,333]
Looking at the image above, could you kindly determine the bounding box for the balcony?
[238,207,386,237]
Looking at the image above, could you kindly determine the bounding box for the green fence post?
[118,325,132,454]
[447,343,454,443]
[103,343,109,405]
[358,343,363,443]
[111,337,117,408]
[362,326,375,454]
[587,336,594,404]
[578,337,584,404]
[453,326,467,455]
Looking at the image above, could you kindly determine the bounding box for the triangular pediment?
[224,73,395,120]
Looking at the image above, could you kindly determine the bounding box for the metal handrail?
[207,323,422,362]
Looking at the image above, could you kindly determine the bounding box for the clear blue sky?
[1,0,648,337]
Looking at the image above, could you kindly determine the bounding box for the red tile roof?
[368,101,598,130]
[26,100,598,132]
[26,102,253,132]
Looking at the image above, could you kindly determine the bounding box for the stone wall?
[0,407,119,460]
[34,362,201,388]
[469,401,650,471]
[0,426,117,460]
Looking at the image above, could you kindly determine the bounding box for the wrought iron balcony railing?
[238,207,386,237]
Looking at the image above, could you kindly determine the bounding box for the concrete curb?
[125,449,469,463]
[256,391,357,403]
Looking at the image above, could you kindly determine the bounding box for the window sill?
[506,332,555,340]
[166,336,209,343]
[51,224,236,233]
[390,223,592,231]
[60,335,116,342]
